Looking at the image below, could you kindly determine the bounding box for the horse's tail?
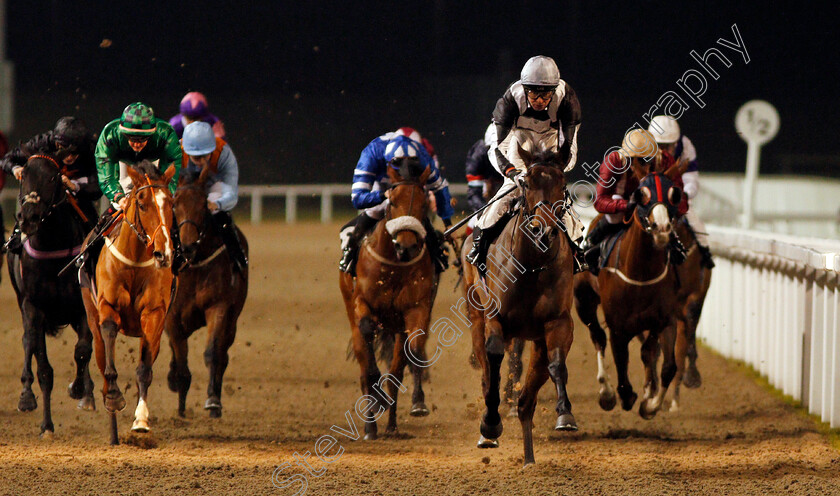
[344,332,395,367]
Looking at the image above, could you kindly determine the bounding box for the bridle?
[513,166,571,273]
[123,179,170,248]
[18,155,73,236]
[175,184,212,254]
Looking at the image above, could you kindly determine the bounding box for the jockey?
[647,115,715,269]
[180,121,248,272]
[582,129,688,274]
[466,55,588,273]
[338,133,455,276]
[1,117,101,253]
[169,92,226,140]
[465,123,504,212]
[83,102,183,273]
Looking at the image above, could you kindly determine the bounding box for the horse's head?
[174,166,212,262]
[124,161,177,268]
[17,155,66,236]
[517,143,568,249]
[384,157,431,262]
[629,172,682,248]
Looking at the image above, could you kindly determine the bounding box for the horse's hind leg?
[671,318,688,412]
[503,338,525,418]
[167,331,192,418]
[517,340,549,467]
[384,332,407,435]
[404,306,432,418]
[204,307,237,418]
[546,313,577,432]
[31,314,54,436]
[479,318,505,448]
[68,317,96,411]
[574,275,615,410]
[17,310,38,413]
[640,324,678,420]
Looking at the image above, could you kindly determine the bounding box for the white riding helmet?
[520,56,561,90]
[647,115,681,144]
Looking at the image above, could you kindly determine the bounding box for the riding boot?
[79,208,117,277]
[170,221,187,275]
[423,218,448,274]
[582,218,623,276]
[339,212,378,276]
[697,243,715,269]
[213,211,248,273]
[465,226,487,270]
[3,223,23,255]
[669,233,688,266]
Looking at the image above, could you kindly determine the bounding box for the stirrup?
[339,247,357,275]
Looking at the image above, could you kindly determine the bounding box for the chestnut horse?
[574,169,683,420]
[167,167,248,418]
[81,161,177,444]
[461,148,576,466]
[339,158,437,440]
[8,155,96,436]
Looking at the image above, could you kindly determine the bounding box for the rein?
[123,180,169,247]
[364,179,428,267]
[605,206,672,286]
[28,154,89,223]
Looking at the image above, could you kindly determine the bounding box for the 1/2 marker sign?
[735,100,780,145]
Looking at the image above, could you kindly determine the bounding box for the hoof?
[68,380,85,400]
[40,429,54,440]
[104,392,126,413]
[506,405,519,418]
[410,402,429,417]
[683,367,702,389]
[619,390,637,411]
[480,418,503,440]
[17,390,37,412]
[131,419,150,432]
[204,396,222,410]
[78,396,96,411]
[523,459,535,468]
[639,399,659,420]
[669,400,680,413]
[477,435,499,448]
[363,432,377,441]
[554,413,578,431]
[598,390,617,411]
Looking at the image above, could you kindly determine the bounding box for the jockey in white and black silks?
[339,132,454,276]
[647,115,714,269]
[467,55,588,273]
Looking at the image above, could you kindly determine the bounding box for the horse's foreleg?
[17,307,37,413]
[640,331,660,402]
[204,306,236,418]
[167,326,191,418]
[517,340,549,466]
[610,330,637,411]
[99,309,125,414]
[404,306,432,419]
[503,338,525,418]
[479,318,505,447]
[31,313,54,436]
[133,308,165,432]
[86,292,117,445]
[352,300,380,440]
[69,318,96,411]
[384,332,407,435]
[546,313,577,432]
[640,324,678,420]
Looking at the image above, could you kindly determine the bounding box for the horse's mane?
[134,160,164,180]
[529,150,565,169]
[178,169,201,186]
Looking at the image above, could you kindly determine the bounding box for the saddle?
[599,226,627,270]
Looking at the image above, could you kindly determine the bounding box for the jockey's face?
[526,89,553,111]
[127,136,150,153]
[62,154,79,165]
[660,142,677,155]
[190,153,211,168]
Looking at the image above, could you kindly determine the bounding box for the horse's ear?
[125,165,144,187]
[516,141,532,167]
[163,164,177,183]
[419,165,432,185]
[197,163,213,186]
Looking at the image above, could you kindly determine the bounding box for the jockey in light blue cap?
[339,131,454,275]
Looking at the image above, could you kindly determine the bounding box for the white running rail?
[701,226,840,427]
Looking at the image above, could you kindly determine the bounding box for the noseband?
[384,180,427,242]
[124,181,170,247]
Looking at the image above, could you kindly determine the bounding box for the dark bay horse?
[461,147,576,466]
[339,158,437,440]
[167,167,248,418]
[7,154,96,436]
[81,161,176,444]
[574,169,684,420]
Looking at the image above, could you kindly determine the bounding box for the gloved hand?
[624,197,637,214]
[506,168,526,187]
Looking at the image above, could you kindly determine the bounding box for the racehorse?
[339,158,437,440]
[80,161,176,444]
[461,146,576,466]
[574,168,683,420]
[167,167,248,418]
[7,154,96,436]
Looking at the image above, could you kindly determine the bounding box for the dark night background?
[4,1,839,187]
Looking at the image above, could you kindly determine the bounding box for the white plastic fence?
[700,226,840,427]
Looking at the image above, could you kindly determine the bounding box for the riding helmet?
[521,56,561,92]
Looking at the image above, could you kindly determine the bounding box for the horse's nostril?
[153,251,164,261]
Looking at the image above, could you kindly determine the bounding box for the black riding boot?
[80,208,118,277]
[581,218,623,276]
[669,233,687,266]
[339,212,378,276]
[213,211,248,273]
[697,243,715,269]
[568,235,589,274]
[3,223,22,254]
[423,218,449,274]
[465,226,488,270]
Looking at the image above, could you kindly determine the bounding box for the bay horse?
[339,158,437,440]
[80,160,177,444]
[7,154,96,436]
[574,168,683,419]
[167,167,248,418]
[461,147,576,466]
